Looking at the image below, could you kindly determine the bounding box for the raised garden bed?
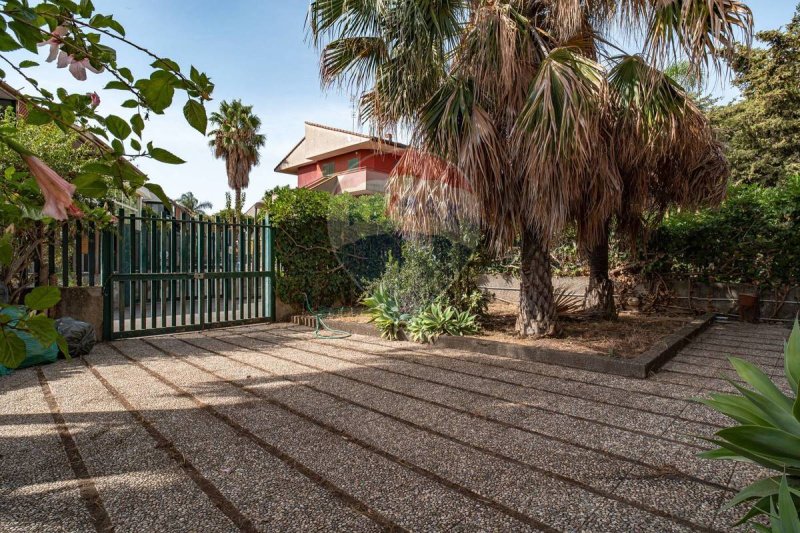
[319,302,715,379]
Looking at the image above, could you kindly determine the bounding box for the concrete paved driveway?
[0,320,791,532]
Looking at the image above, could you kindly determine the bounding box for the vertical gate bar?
[246,219,252,319]
[181,212,188,326]
[129,213,137,332]
[150,216,157,328]
[117,209,125,334]
[212,216,219,322]
[139,218,147,331]
[237,218,244,320]
[268,217,275,321]
[72,220,83,287]
[101,226,112,340]
[171,214,178,327]
[261,217,267,318]
[88,222,96,286]
[74,221,83,287]
[190,215,197,325]
[196,216,204,327]
[161,212,168,328]
[223,218,230,322]
[253,219,260,318]
[61,223,69,286]
[48,232,55,286]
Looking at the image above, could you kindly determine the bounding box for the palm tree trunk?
[582,221,616,318]
[234,188,243,215]
[516,228,559,337]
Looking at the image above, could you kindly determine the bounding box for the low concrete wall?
[53,286,104,341]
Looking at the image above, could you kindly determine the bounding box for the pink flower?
[22,155,82,220]
[37,26,68,63]
[87,92,100,108]
[55,52,104,81]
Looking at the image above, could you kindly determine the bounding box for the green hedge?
[262,188,400,309]
[648,176,800,286]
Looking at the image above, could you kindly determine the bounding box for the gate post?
[101,226,113,341]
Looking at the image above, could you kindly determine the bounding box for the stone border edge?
[316,313,717,380]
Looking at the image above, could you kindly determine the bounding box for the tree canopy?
[712,4,800,186]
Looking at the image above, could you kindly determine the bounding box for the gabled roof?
[274,122,406,174]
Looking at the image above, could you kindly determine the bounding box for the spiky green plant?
[698,319,800,527]
[363,284,410,340]
[407,301,479,344]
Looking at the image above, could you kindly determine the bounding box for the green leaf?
[143,183,172,211]
[0,32,20,52]
[56,335,70,360]
[105,115,131,140]
[24,314,58,345]
[149,147,185,164]
[0,330,26,369]
[25,107,52,126]
[136,70,176,114]
[18,60,38,68]
[786,318,800,395]
[183,100,207,134]
[73,173,108,198]
[730,357,794,412]
[716,426,800,468]
[24,286,61,311]
[777,475,800,533]
[130,114,144,138]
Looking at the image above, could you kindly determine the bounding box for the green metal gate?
[102,211,275,339]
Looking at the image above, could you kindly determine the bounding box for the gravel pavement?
[0,319,790,532]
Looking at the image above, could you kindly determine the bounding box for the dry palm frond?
[554,285,585,316]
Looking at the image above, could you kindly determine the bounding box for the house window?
[321,162,335,176]
[347,157,359,170]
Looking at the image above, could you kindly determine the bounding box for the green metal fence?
[102,210,275,339]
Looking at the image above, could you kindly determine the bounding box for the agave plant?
[363,284,410,340]
[407,301,480,344]
[698,319,800,526]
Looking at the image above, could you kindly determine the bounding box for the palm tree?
[310,0,752,336]
[208,100,266,215]
[177,192,212,215]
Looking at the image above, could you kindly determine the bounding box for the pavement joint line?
[268,327,727,431]
[678,348,783,367]
[275,324,703,404]
[105,343,405,533]
[181,332,735,523]
[665,356,779,375]
[129,338,544,532]
[243,328,712,455]
[36,368,114,533]
[178,333,725,533]
[78,357,258,532]
[656,370,747,394]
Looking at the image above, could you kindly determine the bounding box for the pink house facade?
[275,122,406,195]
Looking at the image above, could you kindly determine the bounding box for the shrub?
[698,320,800,527]
[370,234,488,316]
[649,176,800,286]
[262,187,400,309]
[407,302,479,343]
[362,284,409,340]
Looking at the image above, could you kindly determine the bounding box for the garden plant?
[699,320,800,528]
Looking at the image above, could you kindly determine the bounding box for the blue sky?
[5,1,798,212]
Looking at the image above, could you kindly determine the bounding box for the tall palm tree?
[310,0,752,336]
[208,100,266,215]
[177,192,213,215]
